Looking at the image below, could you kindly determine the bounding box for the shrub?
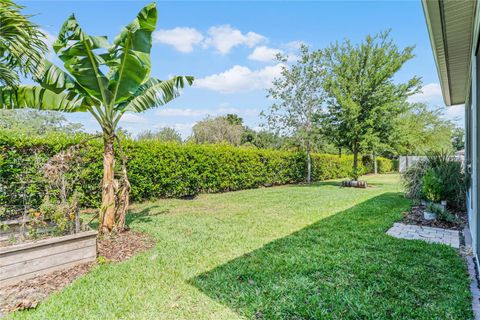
[361,155,395,174]
[376,157,394,173]
[0,131,395,208]
[402,151,465,210]
[401,160,429,200]
[422,169,442,202]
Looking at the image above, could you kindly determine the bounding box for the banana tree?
[0,3,193,233]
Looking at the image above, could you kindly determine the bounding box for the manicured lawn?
[11,174,472,319]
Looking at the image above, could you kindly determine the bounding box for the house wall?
[467,9,480,266]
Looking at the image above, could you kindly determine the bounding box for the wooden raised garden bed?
[0,230,97,287]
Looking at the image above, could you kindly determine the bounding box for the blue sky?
[19,0,464,137]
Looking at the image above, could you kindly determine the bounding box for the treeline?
[0,131,394,208]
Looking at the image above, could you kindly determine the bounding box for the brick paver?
[386,223,460,248]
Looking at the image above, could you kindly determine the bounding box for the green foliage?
[192,115,244,146]
[422,169,442,202]
[376,157,394,173]
[137,127,182,143]
[320,30,421,177]
[0,109,83,135]
[402,151,465,209]
[0,132,394,208]
[263,45,326,182]
[392,103,456,155]
[438,208,458,223]
[451,127,465,151]
[0,0,48,86]
[426,152,466,209]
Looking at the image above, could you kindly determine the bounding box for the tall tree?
[320,30,420,180]
[0,0,47,86]
[0,109,83,135]
[192,115,244,145]
[0,3,193,233]
[262,45,325,183]
[137,127,182,143]
[392,103,455,155]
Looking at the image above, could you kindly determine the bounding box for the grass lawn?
[11,174,472,319]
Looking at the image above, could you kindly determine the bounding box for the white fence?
[399,155,464,172]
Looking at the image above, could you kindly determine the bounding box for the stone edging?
[462,226,480,320]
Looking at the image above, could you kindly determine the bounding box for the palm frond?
[0,0,48,84]
[0,62,19,87]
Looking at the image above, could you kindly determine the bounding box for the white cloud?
[156,108,208,117]
[120,113,147,123]
[283,40,305,50]
[153,27,203,53]
[205,25,266,54]
[408,83,443,104]
[195,64,283,94]
[248,46,283,62]
[443,104,465,127]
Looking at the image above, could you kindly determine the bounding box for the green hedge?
[0,131,395,208]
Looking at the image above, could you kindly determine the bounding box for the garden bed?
[402,204,467,230]
[0,230,98,287]
[0,230,154,314]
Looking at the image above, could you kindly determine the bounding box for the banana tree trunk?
[101,134,116,233]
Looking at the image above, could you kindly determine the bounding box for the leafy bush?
[361,155,395,174]
[422,169,442,202]
[0,131,395,208]
[376,157,394,173]
[401,151,465,210]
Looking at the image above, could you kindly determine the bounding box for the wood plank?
[0,245,96,281]
[0,230,97,255]
[0,257,95,287]
[0,237,96,267]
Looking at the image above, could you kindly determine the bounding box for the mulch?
[402,204,467,230]
[0,230,155,315]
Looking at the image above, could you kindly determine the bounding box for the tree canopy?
[262,45,325,182]
[137,127,182,143]
[319,30,421,179]
[192,115,244,145]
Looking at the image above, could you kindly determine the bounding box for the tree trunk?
[100,134,116,233]
[306,141,311,183]
[373,151,377,174]
[353,149,359,181]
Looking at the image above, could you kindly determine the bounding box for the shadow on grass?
[190,193,471,319]
[126,205,169,226]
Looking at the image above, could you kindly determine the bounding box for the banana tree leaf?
[108,2,157,105]
[0,85,88,112]
[53,14,111,105]
[116,76,194,113]
[35,60,80,93]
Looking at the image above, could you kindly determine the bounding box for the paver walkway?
[386,222,460,248]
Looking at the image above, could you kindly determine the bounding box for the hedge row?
[0,131,395,208]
